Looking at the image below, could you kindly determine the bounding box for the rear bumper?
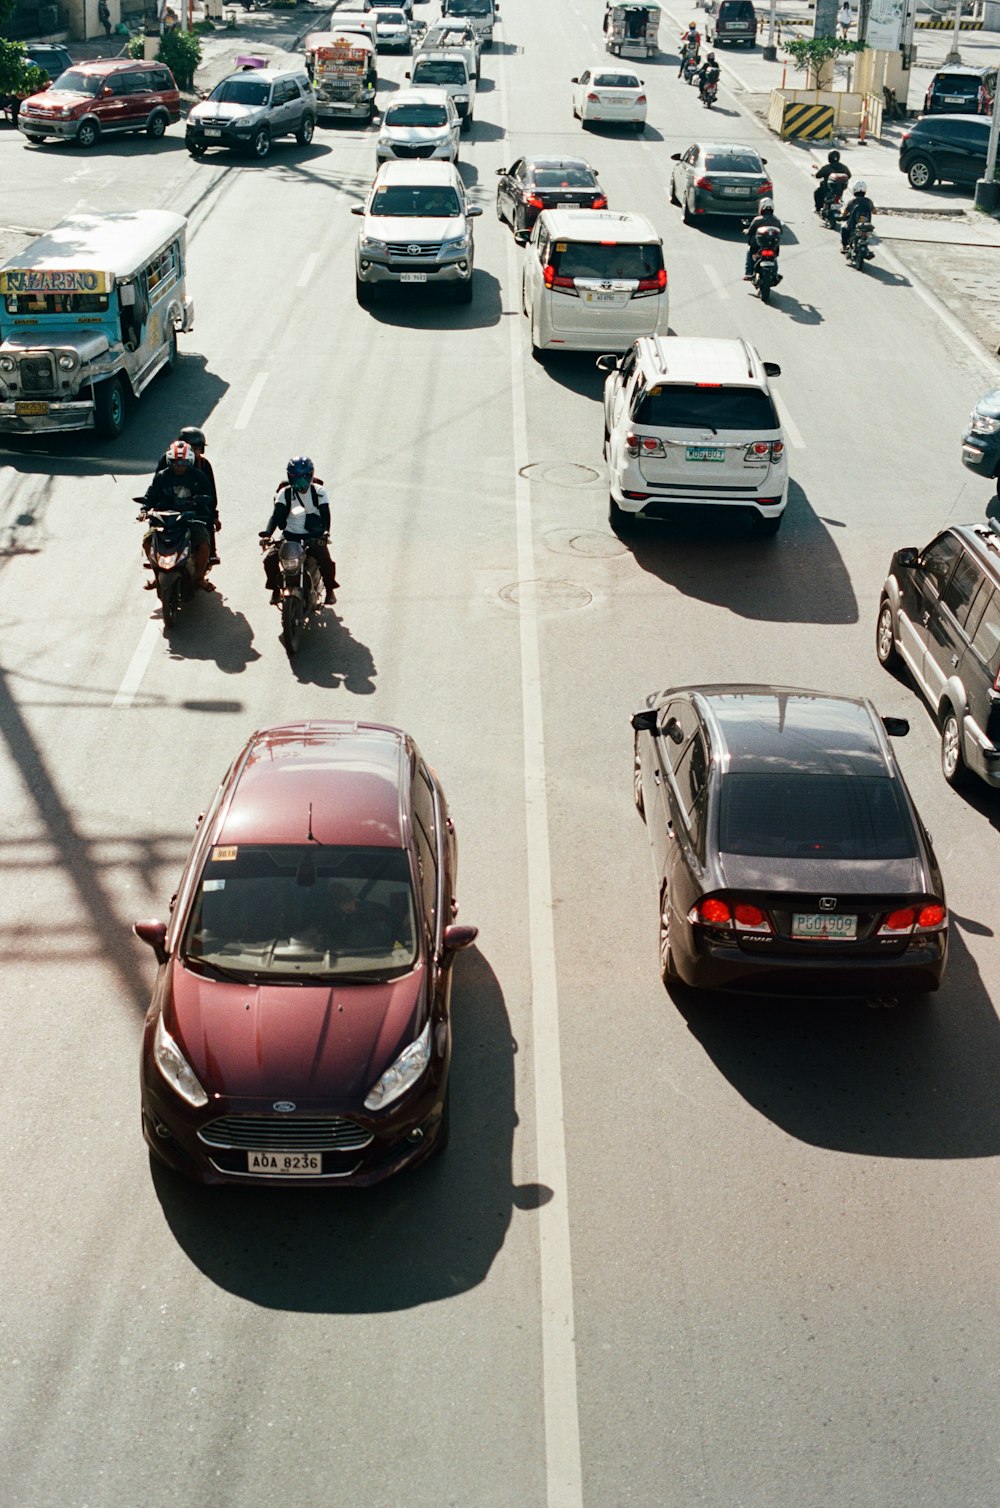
[610,460,787,514]
[676,932,947,996]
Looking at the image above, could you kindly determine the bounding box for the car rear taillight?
[592,195,608,208]
[688,897,773,932]
[542,263,575,290]
[625,432,640,457]
[691,897,731,925]
[771,440,784,460]
[744,440,782,462]
[636,93,647,104]
[900,129,912,145]
[526,194,545,209]
[758,180,773,195]
[733,903,772,933]
[587,92,600,102]
[916,903,947,930]
[695,176,714,192]
[634,268,667,295]
[878,903,947,936]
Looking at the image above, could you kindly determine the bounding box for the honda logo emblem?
[818,897,837,911]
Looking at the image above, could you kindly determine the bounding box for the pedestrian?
[838,2,852,38]
[98,0,112,37]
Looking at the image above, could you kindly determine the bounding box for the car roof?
[525,154,595,171]
[216,722,408,849]
[387,87,452,105]
[0,210,188,282]
[223,66,305,81]
[539,209,656,240]
[412,49,469,61]
[950,522,1000,577]
[687,687,893,777]
[932,64,988,77]
[913,112,990,128]
[693,140,764,157]
[634,335,770,386]
[584,62,643,76]
[60,58,150,74]
[374,158,460,183]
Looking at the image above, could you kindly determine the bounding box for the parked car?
[670,141,772,222]
[961,387,1000,492]
[876,521,1000,789]
[375,87,461,164]
[923,63,995,115]
[23,44,74,80]
[571,65,647,130]
[352,158,481,303]
[631,685,948,999]
[496,155,607,237]
[135,719,478,1187]
[898,113,990,190]
[18,59,180,148]
[599,335,786,534]
[709,0,757,45]
[186,67,316,159]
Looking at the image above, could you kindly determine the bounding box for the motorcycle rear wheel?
[161,576,182,629]
[759,277,771,303]
[282,595,304,658]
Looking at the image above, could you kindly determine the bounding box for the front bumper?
[375,141,455,163]
[0,398,95,433]
[961,435,1000,479]
[18,114,81,139]
[186,121,259,150]
[357,253,472,285]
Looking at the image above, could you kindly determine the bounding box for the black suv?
[876,522,1000,789]
[961,388,1000,492]
[923,64,995,116]
[709,0,757,47]
[898,114,990,190]
[24,44,74,79]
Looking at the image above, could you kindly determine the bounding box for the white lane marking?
[234,372,268,431]
[297,252,318,288]
[703,261,731,302]
[773,391,806,449]
[112,619,160,709]
[498,46,584,1508]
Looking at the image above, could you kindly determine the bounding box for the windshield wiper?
[185,956,262,983]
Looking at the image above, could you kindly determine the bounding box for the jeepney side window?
[119,271,149,349]
[144,242,180,302]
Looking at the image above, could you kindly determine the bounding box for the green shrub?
[158,27,202,89]
[127,35,144,58]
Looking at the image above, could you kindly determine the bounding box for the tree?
[783,35,866,88]
[0,38,48,101]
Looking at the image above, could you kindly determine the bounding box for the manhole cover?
[519,462,602,487]
[498,579,593,612]
[543,529,630,559]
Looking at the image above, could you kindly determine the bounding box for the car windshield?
[413,61,467,82]
[52,69,101,95]
[447,0,491,13]
[719,774,917,860]
[633,384,778,429]
[379,10,407,21]
[211,77,270,105]
[370,185,462,216]
[594,73,640,88]
[935,76,979,95]
[704,150,764,173]
[534,168,597,188]
[551,241,662,280]
[386,103,447,126]
[182,844,418,982]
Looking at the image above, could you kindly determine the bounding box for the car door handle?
[666,819,675,839]
[653,769,661,784]
[950,653,960,668]
[920,611,931,627]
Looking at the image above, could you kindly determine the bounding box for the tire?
[906,154,936,191]
[251,128,271,160]
[282,596,303,658]
[355,274,373,306]
[759,277,771,303]
[146,110,168,139]
[940,703,970,789]
[188,143,206,158]
[161,576,182,629]
[634,120,645,133]
[682,195,694,226]
[454,274,473,304]
[633,740,646,821]
[75,119,99,149]
[460,113,471,134]
[496,192,506,223]
[750,510,782,536]
[95,376,126,439]
[296,115,315,146]
[433,1080,451,1156]
[669,176,680,206]
[609,494,636,533]
[162,327,177,376]
[875,598,900,669]
[659,886,680,985]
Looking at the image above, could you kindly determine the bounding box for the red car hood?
[165,960,426,1103]
[24,88,89,110]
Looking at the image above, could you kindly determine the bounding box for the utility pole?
[944,0,963,63]
[974,81,1000,211]
[763,0,778,60]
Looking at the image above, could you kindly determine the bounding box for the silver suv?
[351,159,481,304]
[186,67,316,160]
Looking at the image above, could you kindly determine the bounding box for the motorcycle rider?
[678,21,700,76]
[260,456,338,606]
[697,51,720,102]
[840,179,875,254]
[743,197,782,280]
[155,425,220,564]
[813,148,850,213]
[141,440,215,591]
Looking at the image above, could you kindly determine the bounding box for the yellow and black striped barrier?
[780,100,835,139]
[915,15,983,25]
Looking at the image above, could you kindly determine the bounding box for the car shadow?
[285,606,379,693]
[464,116,505,143]
[148,945,524,1311]
[21,131,189,157]
[670,925,1000,1158]
[529,349,607,402]
[362,267,502,330]
[623,480,858,624]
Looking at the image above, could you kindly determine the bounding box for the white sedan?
[571,67,647,131]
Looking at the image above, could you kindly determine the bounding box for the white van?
[441,0,497,49]
[520,209,668,356]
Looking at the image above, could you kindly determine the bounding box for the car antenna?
[307,802,321,844]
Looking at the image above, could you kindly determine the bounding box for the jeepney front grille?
[319,80,353,99]
[20,354,56,395]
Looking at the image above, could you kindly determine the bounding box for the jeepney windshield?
[4,290,111,316]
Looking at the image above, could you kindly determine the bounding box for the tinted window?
[413,824,437,933]
[634,384,778,430]
[446,0,491,13]
[371,185,461,216]
[704,151,764,173]
[212,77,269,105]
[151,69,173,90]
[970,589,1000,671]
[659,701,701,771]
[413,60,467,83]
[919,532,962,595]
[933,78,979,98]
[675,734,709,813]
[386,103,448,125]
[550,241,662,279]
[593,73,641,88]
[53,69,101,95]
[122,71,150,93]
[719,2,756,16]
[533,168,597,189]
[719,774,917,860]
[940,551,984,625]
[921,119,964,141]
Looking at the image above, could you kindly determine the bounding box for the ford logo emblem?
[273,1101,296,1113]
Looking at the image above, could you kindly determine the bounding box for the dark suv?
[898,114,990,190]
[710,0,757,47]
[924,64,995,116]
[961,388,1000,492]
[876,522,1000,789]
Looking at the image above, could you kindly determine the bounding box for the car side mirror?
[350,204,364,215]
[763,361,781,377]
[496,166,507,175]
[404,70,410,78]
[631,708,657,733]
[133,919,168,964]
[595,353,619,372]
[442,923,478,958]
[514,229,530,246]
[882,716,910,738]
[100,85,113,96]
[896,546,919,568]
[671,151,681,160]
[664,717,685,744]
[570,76,579,84]
[761,157,767,164]
[467,205,483,217]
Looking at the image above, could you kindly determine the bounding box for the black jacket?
[746,211,781,245]
[843,194,874,233]
[815,160,849,183]
[143,466,214,524]
[155,451,218,514]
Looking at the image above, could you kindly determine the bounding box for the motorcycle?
[700,75,718,107]
[682,49,701,83]
[136,504,199,629]
[746,223,781,303]
[262,530,329,658]
[845,217,875,271]
[818,171,850,228]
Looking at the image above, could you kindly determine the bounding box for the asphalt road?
[2,1,1000,1505]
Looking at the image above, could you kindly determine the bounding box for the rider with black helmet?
[744,197,782,280]
[155,425,220,564]
[814,148,851,213]
[141,440,215,590]
[696,51,720,101]
[259,456,338,605]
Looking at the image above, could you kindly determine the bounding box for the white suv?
[599,336,788,535]
[351,158,481,303]
[375,87,461,164]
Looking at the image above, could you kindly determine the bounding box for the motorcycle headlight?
[364,1020,431,1111]
[153,1014,208,1108]
[971,414,1000,436]
[360,236,387,253]
[156,551,180,569]
[57,353,76,371]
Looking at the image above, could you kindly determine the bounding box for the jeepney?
[0,210,194,439]
[604,0,661,57]
[305,30,377,121]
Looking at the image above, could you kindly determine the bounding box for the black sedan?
[495,155,607,237]
[631,685,948,1000]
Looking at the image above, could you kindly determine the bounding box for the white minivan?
[520,209,668,356]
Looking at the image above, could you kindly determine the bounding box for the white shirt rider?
[275,481,330,537]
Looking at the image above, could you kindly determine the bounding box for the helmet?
[168,440,195,467]
[828,149,840,163]
[853,180,867,194]
[707,51,716,61]
[759,198,774,213]
[178,425,205,450]
[286,455,315,491]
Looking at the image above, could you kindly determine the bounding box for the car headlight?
[364,1019,431,1111]
[360,236,387,253]
[455,94,469,103]
[153,1014,208,1108]
[440,234,470,254]
[57,353,76,371]
[971,414,1000,436]
[0,355,16,374]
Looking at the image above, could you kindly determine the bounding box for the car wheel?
[146,110,168,139]
[940,703,970,789]
[669,175,680,206]
[23,133,48,144]
[906,154,936,190]
[432,1079,451,1156]
[95,376,126,439]
[750,510,782,536]
[188,142,207,158]
[76,119,99,149]
[496,192,506,223]
[875,598,900,669]
[609,494,635,534]
[296,115,315,146]
[251,127,271,160]
[634,120,645,133]
[162,327,177,376]
[682,194,694,226]
[659,886,679,984]
[460,113,471,133]
[355,274,374,306]
[633,740,646,821]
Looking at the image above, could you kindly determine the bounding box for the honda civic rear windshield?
[633,384,778,430]
[719,773,917,860]
[550,242,663,280]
